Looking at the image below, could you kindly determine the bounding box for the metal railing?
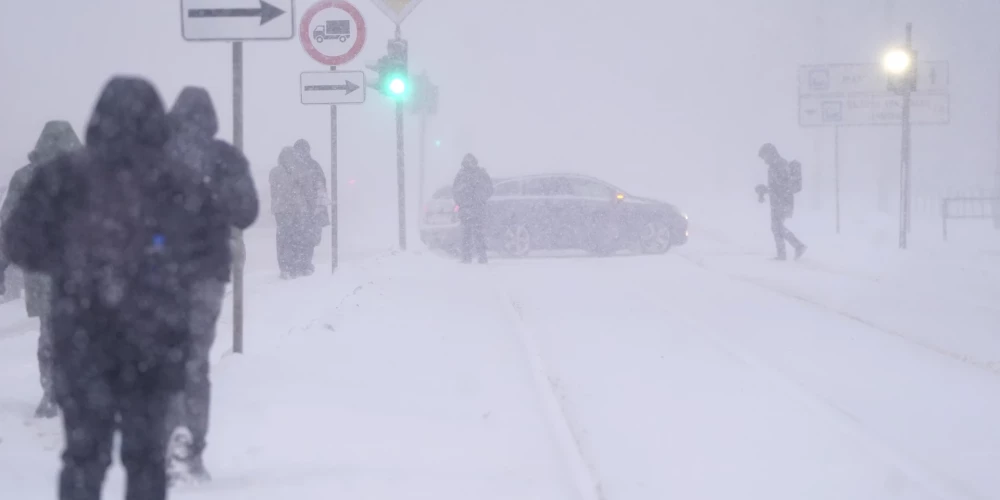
[941,196,999,240]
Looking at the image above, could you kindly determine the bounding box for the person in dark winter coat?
[292,139,330,272]
[452,154,494,263]
[757,143,806,260]
[163,86,259,483]
[0,120,82,419]
[2,76,219,500]
[270,142,328,278]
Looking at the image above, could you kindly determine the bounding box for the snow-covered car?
[419,173,688,258]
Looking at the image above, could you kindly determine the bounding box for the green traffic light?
[389,77,406,95]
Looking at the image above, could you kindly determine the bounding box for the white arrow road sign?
[799,93,949,127]
[798,61,949,96]
[301,71,367,105]
[181,0,294,41]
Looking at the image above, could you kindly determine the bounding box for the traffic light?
[883,47,917,94]
[366,39,410,100]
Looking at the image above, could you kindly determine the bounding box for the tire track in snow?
[493,285,605,500]
[676,253,1000,376]
[665,256,986,500]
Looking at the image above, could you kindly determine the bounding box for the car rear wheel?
[501,222,532,258]
[638,220,672,254]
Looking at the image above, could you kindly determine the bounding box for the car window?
[494,181,521,196]
[523,177,571,196]
[569,179,615,199]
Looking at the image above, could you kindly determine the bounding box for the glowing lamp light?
[882,48,912,75]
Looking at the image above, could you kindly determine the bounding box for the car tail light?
[453,204,460,212]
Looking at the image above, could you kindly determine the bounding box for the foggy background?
[1,0,997,249]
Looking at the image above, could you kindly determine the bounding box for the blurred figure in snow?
[270,144,326,278]
[0,120,82,419]
[452,153,493,264]
[163,86,258,484]
[2,76,219,500]
[756,143,806,260]
[292,139,330,273]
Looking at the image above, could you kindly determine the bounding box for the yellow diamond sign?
[369,0,426,25]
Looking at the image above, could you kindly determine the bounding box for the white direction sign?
[799,93,949,126]
[799,61,949,95]
[300,1,368,66]
[300,71,366,104]
[798,61,950,127]
[369,0,426,25]
[181,0,294,41]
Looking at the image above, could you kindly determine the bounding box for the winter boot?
[167,427,194,486]
[34,393,58,419]
[185,454,212,483]
[794,245,808,260]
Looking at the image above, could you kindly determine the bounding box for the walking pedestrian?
[756,143,807,260]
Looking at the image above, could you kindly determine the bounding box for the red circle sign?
[299,1,367,66]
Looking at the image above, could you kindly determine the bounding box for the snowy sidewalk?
[0,252,397,498]
[171,254,578,499]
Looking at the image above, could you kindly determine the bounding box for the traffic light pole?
[394,26,407,251]
[396,99,407,250]
[898,22,913,249]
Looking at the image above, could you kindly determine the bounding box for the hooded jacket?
[2,77,218,387]
[0,121,82,316]
[167,87,259,282]
[292,139,330,227]
[452,154,494,217]
[270,147,312,217]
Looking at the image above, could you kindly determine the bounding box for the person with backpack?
[0,120,83,419]
[756,143,806,260]
[2,76,219,500]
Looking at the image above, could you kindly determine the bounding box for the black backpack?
[788,161,803,194]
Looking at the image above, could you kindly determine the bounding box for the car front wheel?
[501,222,532,258]
[638,220,672,254]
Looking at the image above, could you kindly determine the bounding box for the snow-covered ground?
[2,207,999,499]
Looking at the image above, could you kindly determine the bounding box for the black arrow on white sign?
[188,0,286,25]
[305,81,361,94]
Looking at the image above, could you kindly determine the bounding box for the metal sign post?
[299,1,369,272]
[180,0,294,354]
[797,55,948,239]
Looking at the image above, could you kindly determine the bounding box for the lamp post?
[882,23,917,249]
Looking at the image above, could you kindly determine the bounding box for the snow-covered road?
[2,225,998,499]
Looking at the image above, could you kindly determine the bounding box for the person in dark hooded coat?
[163,86,258,483]
[0,120,82,419]
[291,139,330,273]
[452,153,494,263]
[2,76,218,500]
[757,143,806,260]
[270,147,307,278]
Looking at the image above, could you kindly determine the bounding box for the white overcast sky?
[1,0,997,243]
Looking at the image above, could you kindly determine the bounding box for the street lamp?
[883,23,917,249]
[882,48,912,76]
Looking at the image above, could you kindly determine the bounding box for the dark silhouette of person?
[757,143,806,260]
[452,154,494,263]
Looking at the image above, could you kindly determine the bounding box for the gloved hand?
[755,184,768,204]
